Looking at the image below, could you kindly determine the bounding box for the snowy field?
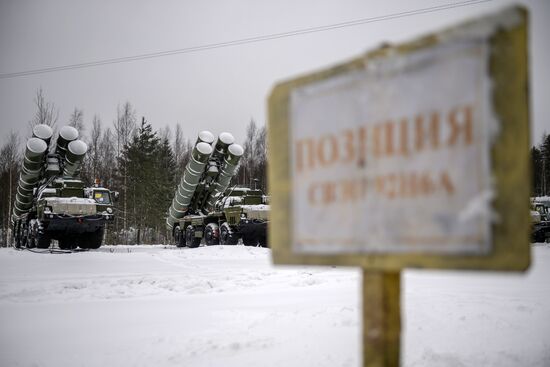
[0,244,549,367]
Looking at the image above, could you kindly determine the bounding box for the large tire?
[204,223,219,246]
[20,228,27,248]
[185,226,201,248]
[36,233,51,249]
[26,229,36,249]
[87,228,104,249]
[14,225,21,249]
[220,223,238,246]
[59,237,76,250]
[259,235,268,248]
[27,236,36,249]
[243,235,258,247]
[174,226,185,247]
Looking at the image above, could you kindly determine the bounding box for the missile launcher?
[12,124,116,250]
[167,131,269,248]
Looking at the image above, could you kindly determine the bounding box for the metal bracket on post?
[363,270,401,367]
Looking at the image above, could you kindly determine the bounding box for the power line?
[0,0,492,80]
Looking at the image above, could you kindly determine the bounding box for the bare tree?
[0,131,20,246]
[88,115,102,181]
[113,102,136,245]
[254,125,267,192]
[68,107,85,132]
[159,125,171,143]
[241,119,258,186]
[113,102,136,158]
[173,123,184,183]
[181,138,193,169]
[97,127,116,191]
[28,87,59,130]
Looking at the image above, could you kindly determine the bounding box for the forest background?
[0,89,267,246]
[0,89,547,246]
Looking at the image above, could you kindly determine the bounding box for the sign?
[268,6,530,271]
[291,40,493,256]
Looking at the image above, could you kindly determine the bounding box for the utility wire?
[0,0,491,80]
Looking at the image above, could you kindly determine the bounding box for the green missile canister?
[63,140,88,177]
[204,143,244,211]
[166,140,213,229]
[196,130,215,145]
[20,137,47,181]
[32,124,54,147]
[211,132,235,161]
[12,137,48,220]
[55,125,79,160]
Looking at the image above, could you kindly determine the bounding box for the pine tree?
[0,132,20,246]
[119,117,158,244]
[531,146,542,196]
[154,136,176,242]
[117,117,177,244]
[541,133,550,196]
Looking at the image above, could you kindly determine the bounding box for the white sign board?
[290,40,495,255]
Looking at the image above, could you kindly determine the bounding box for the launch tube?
[211,132,235,161]
[32,124,54,147]
[11,137,48,221]
[55,126,79,160]
[196,130,215,145]
[204,143,243,212]
[63,140,88,177]
[166,140,213,229]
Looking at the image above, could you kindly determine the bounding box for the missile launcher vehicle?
[12,124,116,250]
[531,198,550,243]
[167,131,269,248]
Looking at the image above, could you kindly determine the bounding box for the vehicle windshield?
[93,190,111,204]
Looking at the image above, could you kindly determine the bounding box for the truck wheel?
[186,226,201,248]
[36,233,51,249]
[220,223,238,246]
[27,236,36,249]
[14,225,21,248]
[78,235,89,249]
[205,223,219,246]
[87,228,104,249]
[174,226,185,247]
[20,230,27,248]
[59,237,76,250]
[259,235,268,248]
[243,235,258,247]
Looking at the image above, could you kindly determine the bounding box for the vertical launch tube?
[204,143,244,212]
[55,126,79,161]
[32,124,53,147]
[166,133,214,229]
[63,140,88,177]
[12,137,48,220]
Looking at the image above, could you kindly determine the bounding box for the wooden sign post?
[268,6,530,366]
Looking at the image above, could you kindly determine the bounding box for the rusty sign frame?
[268,6,530,271]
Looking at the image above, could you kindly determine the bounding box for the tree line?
[531,134,550,197]
[0,88,267,246]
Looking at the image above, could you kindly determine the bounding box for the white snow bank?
[0,244,549,367]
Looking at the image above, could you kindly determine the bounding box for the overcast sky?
[0,0,548,146]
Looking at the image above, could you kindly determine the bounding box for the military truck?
[531,198,550,243]
[12,124,115,250]
[166,131,269,248]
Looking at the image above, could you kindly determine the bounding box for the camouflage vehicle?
[12,124,116,250]
[167,131,269,248]
[531,198,550,243]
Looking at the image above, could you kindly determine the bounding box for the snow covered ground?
[0,244,549,367]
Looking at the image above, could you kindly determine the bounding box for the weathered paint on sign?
[291,40,493,255]
[268,6,530,270]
